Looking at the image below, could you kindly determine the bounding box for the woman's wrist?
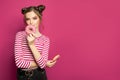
[28,43,35,47]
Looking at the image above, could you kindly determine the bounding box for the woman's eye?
[33,17,37,20]
[25,18,29,21]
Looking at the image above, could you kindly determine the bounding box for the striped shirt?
[14,31,50,69]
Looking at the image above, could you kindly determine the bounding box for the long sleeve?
[36,37,50,68]
[14,32,30,68]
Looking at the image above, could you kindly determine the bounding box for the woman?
[14,5,60,80]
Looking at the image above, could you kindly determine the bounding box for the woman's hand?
[46,54,60,67]
[46,60,57,67]
[27,33,36,45]
[52,54,60,62]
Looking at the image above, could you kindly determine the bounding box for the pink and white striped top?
[14,31,50,69]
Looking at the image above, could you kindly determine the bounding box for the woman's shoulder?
[41,34,50,42]
[15,31,26,36]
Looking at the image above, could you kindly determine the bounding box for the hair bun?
[37,5,45,14]
[21,7,27,14]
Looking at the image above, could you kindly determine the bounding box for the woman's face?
[25,11,41,28]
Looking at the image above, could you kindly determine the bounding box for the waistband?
[17,67,45,76]
[18,67,45,72]
[21,67,38,71]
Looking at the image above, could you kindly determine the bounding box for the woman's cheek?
[26,21,30,25]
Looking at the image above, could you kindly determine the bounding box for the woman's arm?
[27,34,49,68]
[27,34,57,68]
[29,44,42,60]
[14,32,31,68]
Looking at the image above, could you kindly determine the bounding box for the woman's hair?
[21,5,45,20]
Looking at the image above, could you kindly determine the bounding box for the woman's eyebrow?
[25,17,30,20]
[32,16,37,18]
[25,16,37,19]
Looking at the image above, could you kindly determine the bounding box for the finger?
[27,35,30,39]
[53,55,60,61]
[29,34,34,38]
[50,60,57,63]
[51,61,56,65]
[28,34,31,37]
[29,34,32,37]
[31,32,36,37]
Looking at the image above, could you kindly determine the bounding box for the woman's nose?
[30,20,33,25]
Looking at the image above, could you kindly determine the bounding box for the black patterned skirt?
[17,67,47,80]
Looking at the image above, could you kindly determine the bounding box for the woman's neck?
[35,29,42,37]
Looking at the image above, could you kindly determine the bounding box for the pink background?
[0,0,120,80]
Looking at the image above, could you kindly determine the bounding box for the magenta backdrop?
[0,0,120,80]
